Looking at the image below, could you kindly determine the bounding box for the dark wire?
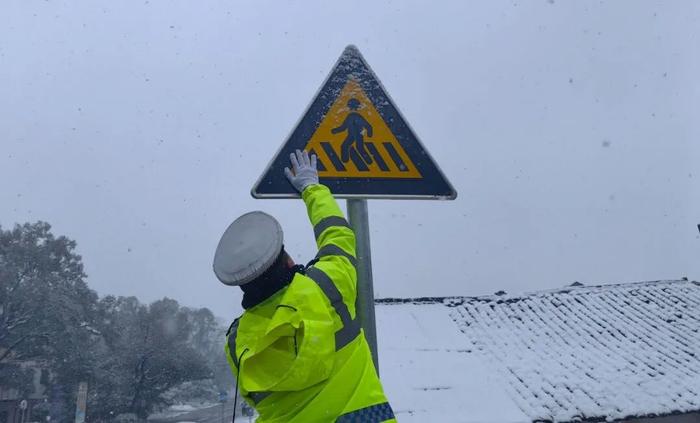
[232,348,249,423]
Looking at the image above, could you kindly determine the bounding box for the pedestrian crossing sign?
[252,45,457,199]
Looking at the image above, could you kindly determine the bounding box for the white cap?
[213,211,284,286]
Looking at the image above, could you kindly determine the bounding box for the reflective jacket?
[225,184,395,423]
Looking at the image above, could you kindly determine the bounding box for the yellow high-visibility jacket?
[225,184,395,423]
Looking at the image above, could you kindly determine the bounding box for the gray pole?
[346,199,379,373]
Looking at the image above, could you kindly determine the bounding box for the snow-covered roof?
[377,280,700,422]
[377,302,529,423]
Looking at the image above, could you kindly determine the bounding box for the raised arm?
[285,150,357,295]
[285,150,359,356]
[303,184,356,276]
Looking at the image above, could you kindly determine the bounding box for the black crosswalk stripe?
[365,142,389,171]
[348,146,369,171]
[308,148,326,171]
[316,141,410,173]
[321,142,346,171]
[382,142,409,172]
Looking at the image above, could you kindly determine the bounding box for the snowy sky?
[1,1,698,320]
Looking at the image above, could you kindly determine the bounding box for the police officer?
[214,150,395,422]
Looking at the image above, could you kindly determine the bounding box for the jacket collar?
[240,264,305,310]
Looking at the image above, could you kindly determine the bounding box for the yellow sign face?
[305,79,422,179]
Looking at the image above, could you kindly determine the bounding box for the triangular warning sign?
[252,45,456,200]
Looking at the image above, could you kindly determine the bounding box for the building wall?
[0,361,48,401]
[0,400,34,423]
[0,362,47,423]
[621,412,700,423]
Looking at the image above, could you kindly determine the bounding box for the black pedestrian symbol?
[331,98,374,164]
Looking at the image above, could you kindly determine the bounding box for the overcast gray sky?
[1,0,698,320]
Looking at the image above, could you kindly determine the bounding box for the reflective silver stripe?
[336,314,361,350]
[248,391,272,404]
[336,402,395,423]
[305,267,361,350]
[313,216,351,240]
[316,244,357,268]
[227,319,240,367]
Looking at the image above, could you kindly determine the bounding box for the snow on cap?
[213,211,283,286]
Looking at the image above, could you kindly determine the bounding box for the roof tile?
[447,280,700,421]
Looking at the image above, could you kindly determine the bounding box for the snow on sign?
[251,45,457,199]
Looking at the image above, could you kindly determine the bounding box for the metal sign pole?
[346,199,379,374]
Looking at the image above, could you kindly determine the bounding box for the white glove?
[284,149,319,193]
